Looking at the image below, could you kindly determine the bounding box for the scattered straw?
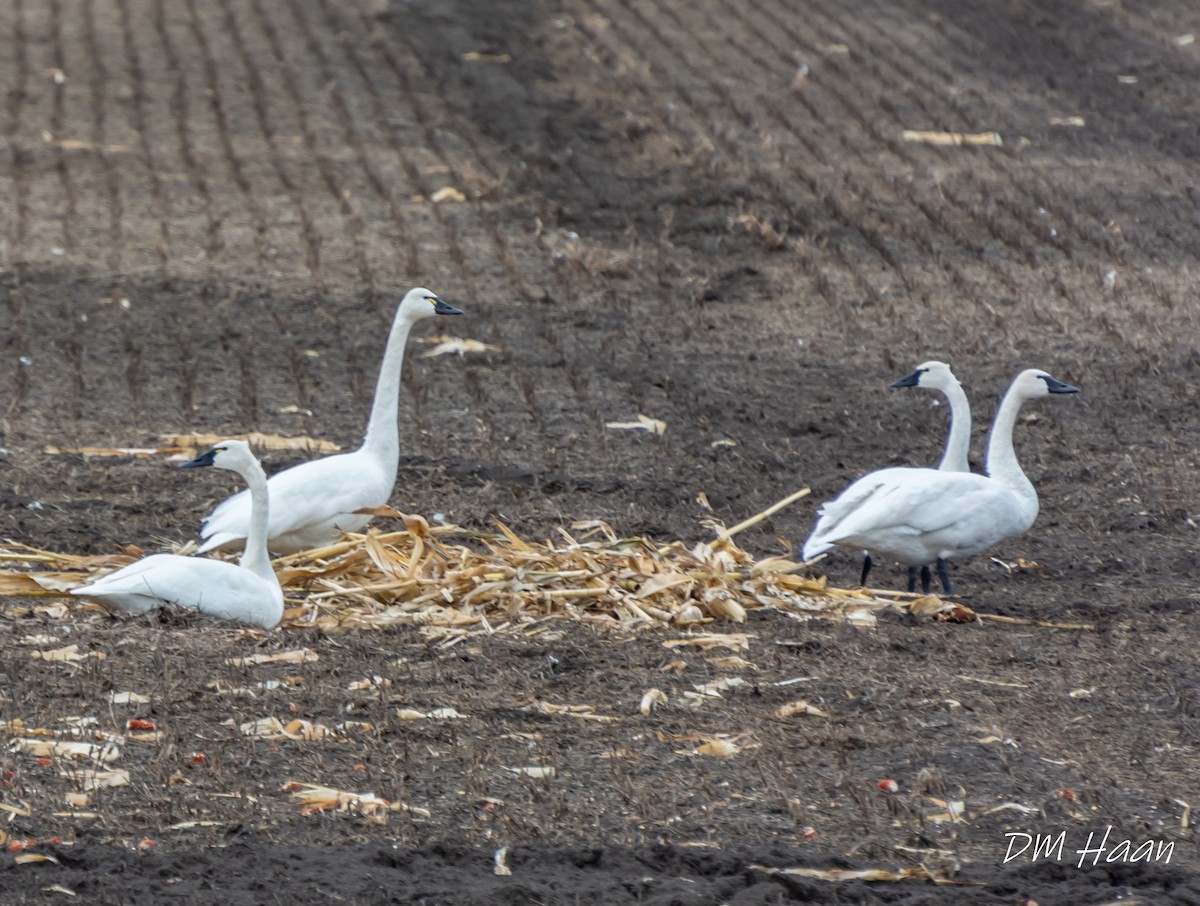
[0,495,1095,633]
[902,129,1002,147]
[709,487,811,546]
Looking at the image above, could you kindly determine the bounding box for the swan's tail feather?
[801,534,833,562]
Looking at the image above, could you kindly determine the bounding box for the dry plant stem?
[977,613,1095,630]
[0,521,1095,633]
[710,487,812,546]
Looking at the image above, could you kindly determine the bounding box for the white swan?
[197,287,463,554]
[72,440,284,629]
[803,369,1079,594]
[856,360,973,590]
[888,360,972,474]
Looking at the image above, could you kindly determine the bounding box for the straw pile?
[0,499,997,634]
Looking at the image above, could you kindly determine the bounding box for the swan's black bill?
[889,369,924,389]
[433,298,464,316]
[1040,375,1080,394]
[182,448,218,469]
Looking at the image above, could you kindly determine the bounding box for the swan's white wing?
[825,472,981,541]
[199,451,393,552]
[803,467,921,559]
[73,554,283,629]
[824,471,1030,563]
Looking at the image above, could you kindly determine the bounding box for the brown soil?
[2,0,1199,902]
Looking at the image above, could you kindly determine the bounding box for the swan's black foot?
[937,558,953,595]
[907,566,918,593]
[860,555,873,588]
[920,565,933,595]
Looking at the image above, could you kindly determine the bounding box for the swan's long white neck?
[983,382,1038,519]
[238,458,275,582]
[359,310,418,467]
[937,379,972,473]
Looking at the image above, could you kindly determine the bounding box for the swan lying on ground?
[859,361,973,591]
[197,287,463,554]
[803,368,1079,594]
[73,440,284,629]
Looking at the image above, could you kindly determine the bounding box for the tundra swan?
[72,440,284,629]
[197,287,462,554]
[803,369,1078,594]
[888,361,971,474]
[857,361,973,590]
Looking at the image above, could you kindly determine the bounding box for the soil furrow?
[210,0,324,290]
[151,1,220,274]
[178,0,271,273]
[246,0,371,291]
[81,0,125,273]
[113,0,172,275]
[3,0,30,258]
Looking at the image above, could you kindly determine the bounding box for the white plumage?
[72,440,284,629]
[849,360,973,589]
[803,368,1079,593]
[889,360,972,474]
[197,287,463,554]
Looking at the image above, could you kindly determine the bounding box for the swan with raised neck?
[803,368,1079,594]
[851,360,974,590]
[73,440,285,629]
[196,287,463,554]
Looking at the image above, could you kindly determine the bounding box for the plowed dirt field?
[2,0,1199,902]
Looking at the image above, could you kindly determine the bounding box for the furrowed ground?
[1,0,1198,902]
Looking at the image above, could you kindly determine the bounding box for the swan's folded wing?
[78,555,241,602]
[823,471,993,543]
[200,487,252,541]
[200,452,392,546]
[72,554,179,596]
[804,467,937,558]
[813,467,918,525]
[75,554,282,628]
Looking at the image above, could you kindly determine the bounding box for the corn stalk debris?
[0,490,1094,633]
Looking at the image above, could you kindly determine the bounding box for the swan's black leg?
[937,558,953,594]
[907,567,918,593]
[860,554,873,588]
[920,565,932,595]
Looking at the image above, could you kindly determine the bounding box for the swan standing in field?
[197,287,463,554]
[855,361,973,591]
[72,440,284,629]
[803,369,1079,594]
